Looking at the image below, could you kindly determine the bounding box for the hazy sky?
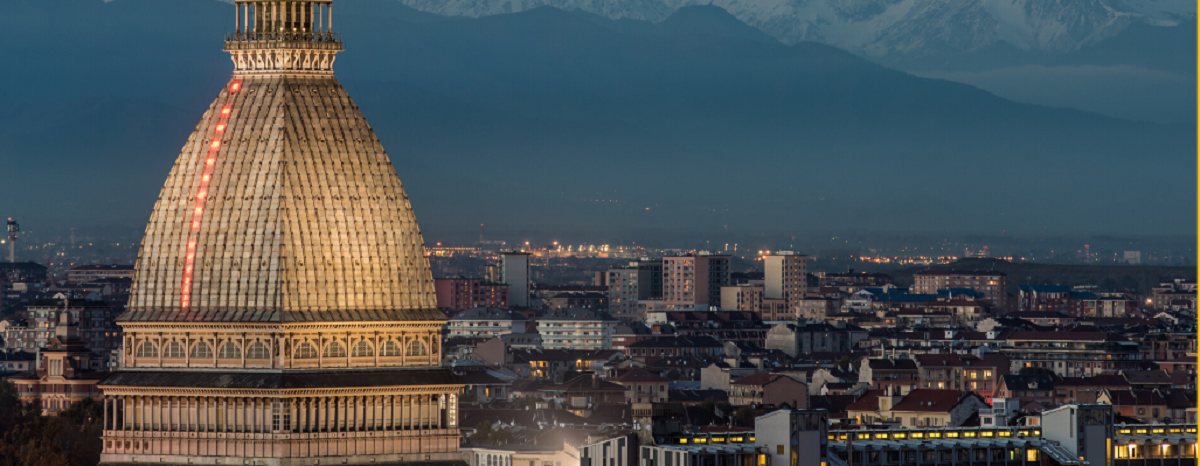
[0,0,1193,244]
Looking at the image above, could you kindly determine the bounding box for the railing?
[224,32,342,50]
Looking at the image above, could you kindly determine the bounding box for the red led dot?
[202,174,211,182]
[221,106,231,116]
[209,140,221,150]
[197,191,206,199]
[206,158,216,166]
[191,221,200,229]
[215,123,226,133]
[193,207,203,215]
[230,82,241,92]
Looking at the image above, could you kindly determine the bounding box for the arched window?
[246,342,270,359]
[218,342,242,359]
[323,341,346,358]
[352,340,374,357]
[294,342,318,359]
[380,340,401,356]
[190,341,213,358]
[406,339,428,357]
[136,342,158,358]
[163,341,186,358]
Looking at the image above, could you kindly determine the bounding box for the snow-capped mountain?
[398,0,1195,57]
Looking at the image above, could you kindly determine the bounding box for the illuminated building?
[663,254,730,309]
[763,252,807,311]
[912,270,1007,310]
[434,277,508,311]
[96,2,463,464]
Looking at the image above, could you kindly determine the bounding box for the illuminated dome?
[123,3,439,323]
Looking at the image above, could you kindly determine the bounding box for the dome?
[123,76,441,323]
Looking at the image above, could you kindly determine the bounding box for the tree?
[733,406,757,424]
[0,383,102,466]
[666,369,681,381]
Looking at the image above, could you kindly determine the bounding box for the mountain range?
[0,0,1192,244]
[399,0,1195,58]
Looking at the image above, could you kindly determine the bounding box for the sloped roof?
[1001,374,1055,391]
[845,390,884,412]
[867,359,918,371]
[1054,375,1129,389]
[1123,370,1172,385]
[1104,389,1167,406]
[452,307,528,321]
[731,373,800,387]
[914,354,998,368]
[626,335,723,348]
[891,389,964,413]
[609,369,669,384]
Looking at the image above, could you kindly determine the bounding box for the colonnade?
[235,1,332,35]
[103,393,455,434]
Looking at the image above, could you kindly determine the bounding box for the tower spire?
[224,0,342,75]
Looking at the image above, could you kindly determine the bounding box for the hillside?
[890,259,1196,295]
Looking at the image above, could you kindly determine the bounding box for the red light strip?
[181,81,240,309]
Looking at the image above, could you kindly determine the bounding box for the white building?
[446,307,529,339]
[536,308,619,350]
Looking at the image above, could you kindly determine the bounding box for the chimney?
[592,372,599,389]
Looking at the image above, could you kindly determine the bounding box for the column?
[299,398,308,433]
[103,397,109,431]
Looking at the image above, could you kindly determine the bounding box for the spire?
[224,1,342,75]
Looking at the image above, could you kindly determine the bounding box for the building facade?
[764,252,807,310]
[912,270,1007,310]
[445,307,528,339]
[96,5,464,464]
[536,308,619,350]
[663,254,730,309]
[434,277,508,312]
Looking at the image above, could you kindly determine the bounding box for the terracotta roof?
[890,389,964,413]
[731,373,799,387]
[1001,374,1054,391]
[1123,370,1172,385]
[1104,389,1167,406]
[845,390,885,412]
[609,369,669,383]
[626,335,723,348]
[866,359,918,371]
[914,354,998,368]
[1054,375,1130,388]
[540,375,626,392]
[1007,331,1123,342]
[809,395,858,415]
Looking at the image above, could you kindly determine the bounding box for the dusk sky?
[0,0,1194,244]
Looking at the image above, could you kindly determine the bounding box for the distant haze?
[0,0,1193,246]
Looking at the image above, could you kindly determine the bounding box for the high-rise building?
[96,3,463,464]
[764,252,807,310]
[501,252,531,308]
[605,260,663,321]
[663,254,729,309]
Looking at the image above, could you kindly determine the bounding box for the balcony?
[224,32,343,51]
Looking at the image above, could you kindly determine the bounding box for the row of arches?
[134,337,433,360]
